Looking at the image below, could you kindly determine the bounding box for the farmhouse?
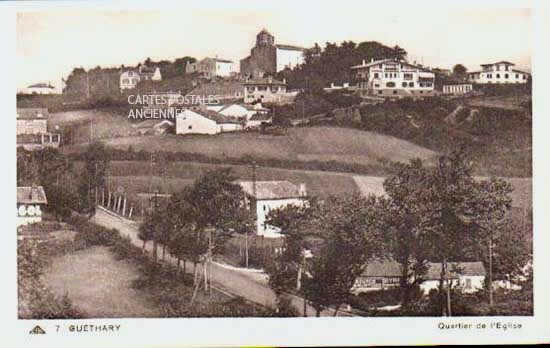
[352,260,486,294]
[138,65,162,81]
[22,82,57,95]
[467,61,529,84]
[16,108,60,150]
[120,70,140,90]
[186,57,234,78]
[243,77,297,104]
[246,113,273,129]
[175,108,243,135]
[238,181,307,238]
[17,186,47,227]
[240,29,305,78]
[351,58,436,97]
[133,119,174,135]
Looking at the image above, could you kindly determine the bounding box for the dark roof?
[27,83,54,89]
[139,66,158,75]
[17,186,48,205]
[189,81,244,97]
[481,61,515,67]
[17,108,49,120]
[181,109,241,124]
[359,260,485,279]
[17,134,43,144]
[238,180,304,200]
[276,44,305,51]
[243,77,286,86]
[249,113,272,121]
[512,69,530,75]
[425,262,486,280]
[133,119,174,129]
[361,260,403,277]
[213,58,233,63]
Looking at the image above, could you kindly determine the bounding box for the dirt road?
[92,207,353,317]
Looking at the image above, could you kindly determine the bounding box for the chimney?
[362,59,365,65]
[299,183,307,197]
[371,58,374,63]
[331,82,334,88]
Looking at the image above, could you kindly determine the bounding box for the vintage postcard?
[3,0,550,346]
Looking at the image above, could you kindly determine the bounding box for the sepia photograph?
[6,0,550,346]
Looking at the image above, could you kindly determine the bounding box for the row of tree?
[137,168,255,303]
[264,150,531,316]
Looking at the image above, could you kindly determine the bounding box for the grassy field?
[102,160,360,199]
[89,126,438,167]
[50,109,134,140]
[42,246,161,318]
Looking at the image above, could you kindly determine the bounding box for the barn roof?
[238,180,304,200]
[17,186,48,205]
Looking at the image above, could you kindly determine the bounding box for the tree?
[78,141,110,215]
[266,195,383,316]
[165,169,251,294]
[381,159,433,304]
[452,64,467,77]
[138,210,156,251]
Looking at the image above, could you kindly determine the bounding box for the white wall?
[419,275,485,295]
[217,123,242,133]
[276,48,304,72]
[469,70,528,84]
[175,110,218,135]
[120,71,140,90]
[255,197,305,238]
[216,62,234,77]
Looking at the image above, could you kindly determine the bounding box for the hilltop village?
[17,28,532,319]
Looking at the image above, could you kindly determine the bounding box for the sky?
[16,3,532,91]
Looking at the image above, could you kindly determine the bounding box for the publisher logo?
[29,325,46,335]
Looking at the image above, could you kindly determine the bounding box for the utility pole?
[246,160,257,269]
[489,234,493,307]
[149,153,156,195]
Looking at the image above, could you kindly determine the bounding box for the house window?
[122,79,129,84]
[404,73,413,80]
[465,278,472,289]
[516,74,519,79]
[402,82,407,88]
[374,84,380,88]
[385,73,388,78]
[374,73,379,78]
[505,74,509,79]
[523,75,527,80]
[386,82,395,88]
[188,125,192,130]
[496,74,500,78]
[378,90,382,94]
[375,279,383,284]
[393,90,397,94]
[409,82,414,88]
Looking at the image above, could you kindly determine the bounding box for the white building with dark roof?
[186,57,234,78]
[238,180,307,238]
[16,108,60,150]
[467,61,529,84]
[175,108,243,135]
[351,58,436,97]
[17,186,48,227]
[352,260,486,294]
[22,82,57,95]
